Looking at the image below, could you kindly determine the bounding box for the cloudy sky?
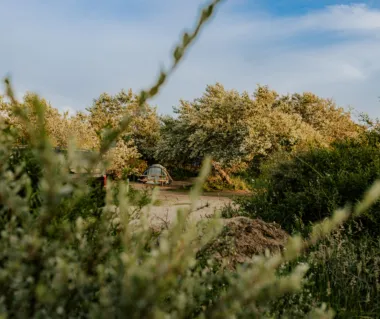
[1,0,380,118]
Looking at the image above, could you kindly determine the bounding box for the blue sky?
[1,0,380,119]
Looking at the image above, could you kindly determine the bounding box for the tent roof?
[149,164,168,170]
[144,164,173,181]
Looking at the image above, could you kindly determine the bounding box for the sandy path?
[149,191,233,224]
[130,183,237,226]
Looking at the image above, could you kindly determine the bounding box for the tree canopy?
[156,83,361,174]
[0,89,161,178]
[1,83,362,180]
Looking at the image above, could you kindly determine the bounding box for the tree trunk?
[211,161,233,185]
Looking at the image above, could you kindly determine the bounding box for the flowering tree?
[0,92,98,149]
[0,90,161,178]
[156,83,361,176]
[86,89,161,176]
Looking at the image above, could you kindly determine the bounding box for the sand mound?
[200,217,289,269]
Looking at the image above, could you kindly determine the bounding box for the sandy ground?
[130,182,241,226]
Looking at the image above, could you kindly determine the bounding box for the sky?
[1,0,380,119]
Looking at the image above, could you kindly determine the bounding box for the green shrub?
[235,132,380,317]
[203,175,250,192]
[167,166,198,181]
[238,134,380,236]
[7,146,43,209]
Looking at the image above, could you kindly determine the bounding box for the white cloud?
[0,1,379,118]
[302,4,380,32]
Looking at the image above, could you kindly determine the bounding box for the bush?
[235,132,380,317]
[5,146,109,220]
[203,175,250,192]
[238,133,380,236]
[7,146,43,209]
[167,166,198,181]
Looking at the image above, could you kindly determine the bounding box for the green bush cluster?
[231,131,380,317]
[238,133,380,236]
[7,147,42,209]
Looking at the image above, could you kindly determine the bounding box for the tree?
[86,89,161,177]
[0,90,156,178]
[0,92,98,150]
[156,83,361,177]
[273,91,360,143]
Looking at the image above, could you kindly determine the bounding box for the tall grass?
[310,230,380,317]
[269,229,380,318]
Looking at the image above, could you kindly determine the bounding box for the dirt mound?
[200,217,289,269]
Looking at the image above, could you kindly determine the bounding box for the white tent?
[138,164,173,185]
